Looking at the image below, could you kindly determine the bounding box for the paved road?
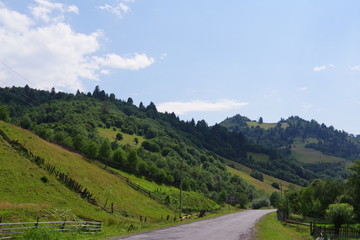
[109,209,276,240]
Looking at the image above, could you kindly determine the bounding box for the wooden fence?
[310,223,360,239]
[0,220,101,239]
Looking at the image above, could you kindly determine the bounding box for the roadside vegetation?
[255,212,312,240]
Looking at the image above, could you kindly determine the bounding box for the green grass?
[255,212,312,240]
[0,122,174,219]
[109,168,220,212]
[225,159,301,195]
[0,121,229,239]
[291,138,347,164]
[246,122,288,130]
[98,127,145,147]
[249,153,269,164]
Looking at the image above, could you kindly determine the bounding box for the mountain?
[0,85,281,208]
[221,114,360,180]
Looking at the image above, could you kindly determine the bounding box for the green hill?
[1,121,224,238]
[221,114,358,180]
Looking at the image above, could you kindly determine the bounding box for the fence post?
[167,215,169,221]
[111,203,114,213]
[140,216,142,222]
[103,199,108,210]
[145,217,147,223]
[35,216,39,228]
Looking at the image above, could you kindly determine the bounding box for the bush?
[141,140,160,152]
[326,203,354,234]
[251,197,270,209]
[116,133,123,140]
[269,191,280,207]
[250,170,264,182]
[271,182,280,189]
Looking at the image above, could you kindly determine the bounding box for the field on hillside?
[225,159,301,195]
[0,122,174,220]
[0,135,114,223]
[98,127,145,147]
[291,138,346,164]
[246,121,288,130]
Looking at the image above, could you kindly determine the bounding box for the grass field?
[246,121,288,130]
[291,138,346,164]
[225,159,301,195]
[255,212,312,240]
[98,127,145,147]
[0,121,179,237]
[0,121,230,239]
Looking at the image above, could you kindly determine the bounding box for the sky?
[1,1,360,135]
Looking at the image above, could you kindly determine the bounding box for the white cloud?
[351,65,360,71]
[301,103,312,112]
[67,5,79,14]
[29,0,78,23]
[312,64,335,72]
[157,99,249,115]
[93,53,155,70]
[0,1,154,92]
[98,1,133,18]
[159,53,168,60]
[297,87,307,91]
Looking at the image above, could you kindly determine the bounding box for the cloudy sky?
[1,1,360,135]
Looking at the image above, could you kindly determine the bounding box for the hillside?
[0,85,311,195]
[0,121,231,238]
[221,114,358,180]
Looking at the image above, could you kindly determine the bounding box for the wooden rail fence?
[0,220,101,239]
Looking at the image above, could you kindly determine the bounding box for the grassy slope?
[0,136,114,223]
[97,127,145,147]
[225,160,301,194]
[0,122,174,220]
[291,138,347,164]
[246,122,288,130]
[255,212,312,240]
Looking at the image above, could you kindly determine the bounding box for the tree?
[116,133,123,140]
[85,141,98,158]
[259,117,263,124]
[99,139,111,160]
[347,161,360,220]
[326,203,354,235]
[72,134,85,151]
[0,105,10,122]
[112,148,127,166]
[270,191,281,207]
[127,149,139,170]
[127,97,134,105]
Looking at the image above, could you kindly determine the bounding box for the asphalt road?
[109,209,276,240]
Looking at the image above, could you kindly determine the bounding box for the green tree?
[112,148,127,166]
[99,139,111,160]
[0,105,10,122]
[127,149,139,170]
[259,117,263,124]
[270,191,281,207]
[347,161,360,220]
[116,133,123,140]
[72,134,85,151]
[85,141,98,158]
[326,203,354,235]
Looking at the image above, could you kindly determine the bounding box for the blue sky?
[1,0,360,135]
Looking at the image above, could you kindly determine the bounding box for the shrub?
[271,182,280,189]
[250,170,264,182]
[326,203,354,234]
[251,197,270,209]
